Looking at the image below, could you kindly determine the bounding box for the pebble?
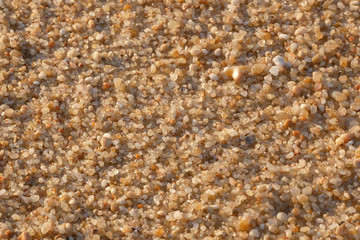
[312,54,323,64]
[354,159,360,168]
[19,231,32,240]
[221,206,233,215]
[302,186,313,195]
[121,225,132,233]
[268,219,279,233]
[126,191,137,199]
[60,29,66,35]
[41,221,52,235]
[292,86,301,95]
[209,73,219,81]
[340,57,348,67]
[324,40,339,51]
[278,33,289,40]
[294,26,307,36]
[276,212,288,222]
[232,66,242,83]
[58,224,66,234]
[312,71,322,82]
[190,47,201,56]
[245,135,256,145]
[295,12,303,20]
[100,133,112,148]
[351,58,359,68]
[249,229,260,238]
[10,49,22,57]
[114,78,125,91]
[289,43,298,53]
[269,66,279,76]
[173,210,183,220]
[38,71,47,80]
[297,194,309,204]
[251,63,266,75]
[272,56,285,66]
[292,208,301,216]
[69,198,76,205]
[92,51,101,62]
[155,227,165,237]
[4,108,14,118]
[335,133,354,145]
[331,91,347,102]
[54,50,63,59]
[67,48,78,58]
[275,111,290,121]
[238,219,251,231]
[214,48,221,56]
[57,75,66,82]
[96,33,104,41]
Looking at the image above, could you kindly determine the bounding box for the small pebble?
[312,71,322,82]
[126,191,136,199]
[340,57,348,67]
[67,48,78,58]
[268,223,279,233]
[312,54,323,64]
[353,159,360,168]
[4,108,14,118]
[245,135,256,145]
[96,33,104,41]
[92,51,101,62]
[173,210,183,220]
[38,71,47,80]
[302,186,313,195]
[60,29,66,35]
[249,229,260,238]
[336,133,354,145]
[295,26,307,36]
[41,221,52,235]
[292,208,301,216]
[276,212,288,222]
[297,194,309,204]
[332,91,347,102]
[251,63,266,75]
[269,66,279,76]
[292,86,301,95]
[54,50,63,59]
[57,75,66,82]
[214,48,221,56]
[100,133,112,148]
[351,58,359,68]
[221,206,233,216]
[190,47,201,56]
[238,219,251,231]
[19,105,29,114]
[155,227,165,237]
[121,225,132,233]
[272,56,285,66]
[232,66,242,83]
[209,73,219,81]
[114,78,125,91]
[324,40,339,51]
[278,33,289,40]
[20,231,32,240]
[289,43,298,52]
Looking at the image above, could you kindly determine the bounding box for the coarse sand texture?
[0,0,359,239]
